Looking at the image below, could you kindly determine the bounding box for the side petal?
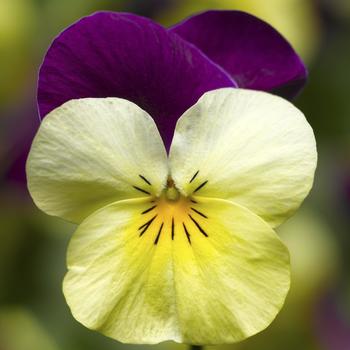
[38,11,236,149]
[63,197,290,344]
[170,10,307,99]
[26,98,168,223]
[169,88,317,228]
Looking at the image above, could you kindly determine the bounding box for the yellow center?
[157,192,191,222]
[135,174,209,245]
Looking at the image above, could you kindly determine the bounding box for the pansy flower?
[27,10,316,346]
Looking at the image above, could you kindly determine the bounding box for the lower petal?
[64,198,182,344]
[63,197,290,344]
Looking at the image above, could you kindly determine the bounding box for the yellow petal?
[169,88,317,227]
[63,196,290,344]
[27,98,168,223]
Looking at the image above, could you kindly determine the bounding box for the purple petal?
[170,10,307,99]
[38,11,236,149]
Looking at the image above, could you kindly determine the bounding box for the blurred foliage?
[279,209,339,304]
[321,0,350,19]
[0,0,37,108]
[0,308,59,350]
[0,0,350,350]
[298,21,350,147]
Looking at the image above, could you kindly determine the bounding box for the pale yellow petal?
[27,98,168,223]
[64,198,182,344]
[63,196,290,344]
[169,88,317,227]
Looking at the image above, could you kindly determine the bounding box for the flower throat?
[133,172,209,245]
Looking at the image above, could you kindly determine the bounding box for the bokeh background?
[1,0,349,349]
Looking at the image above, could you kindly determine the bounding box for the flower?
[27,9,314,345]
[37,10,307,150]
[26,87,317,344]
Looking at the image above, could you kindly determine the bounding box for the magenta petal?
[170,10,307,98]
[38,11,236,149]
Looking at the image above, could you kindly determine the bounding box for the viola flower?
[27,9,314,346]
[27,88,317,344]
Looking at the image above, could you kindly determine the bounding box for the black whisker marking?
[133,186,151,195]
[171,217,175,240]
[189,170,199,183]
[141,205,156,215]
[191,207,208,218]
[139,225,149,236]
[138,215,157,230]
[188,214,208,237]
[154,223,164,245]
[193,180,208,193]
[190,199,198,204]
[183,223,191,244]
[139,174,152,186]
[139,216,157,237]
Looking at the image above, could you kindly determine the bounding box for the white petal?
[27,98,168,223]
[169,88,317,227]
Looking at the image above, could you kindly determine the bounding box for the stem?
[190,346,203,350]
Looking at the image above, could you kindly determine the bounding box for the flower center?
[133,172,209,245]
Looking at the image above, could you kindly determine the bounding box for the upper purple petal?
[38,11,236,149]
[170,10,307,99]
